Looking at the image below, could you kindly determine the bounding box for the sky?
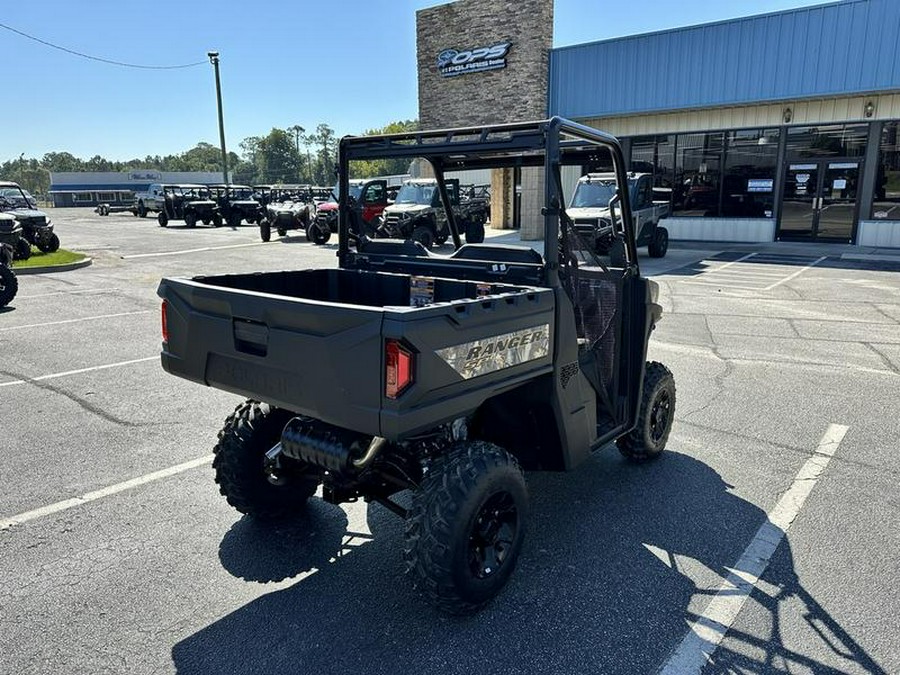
[0,0,833,162]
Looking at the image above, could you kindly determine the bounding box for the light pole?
[208,51,228,184]
[289,125,304,183]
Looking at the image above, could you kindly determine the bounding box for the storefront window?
[674,132,723,216]
[786,124,867,159]
[873,122,900,220]
[721,128,780,218]
[630,134,675,200]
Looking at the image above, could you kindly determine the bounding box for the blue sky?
[0,0,829,162]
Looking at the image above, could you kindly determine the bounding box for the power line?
[0,22,207,70]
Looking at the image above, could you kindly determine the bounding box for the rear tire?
[213,214,223,228]
[14,238,31,260]
[648,226,669,258]
[213,400,320,520]
[0,265,17,307]
[227,214,242,228]
[184,212,198,228]
[464,221,485,244]
[404,441,527,614]
[37,232,60,253]
[158,212,168,227]
[617,362,676,461]
[411,225,434,249]
[260,221,271,242]
[137,203,147,218]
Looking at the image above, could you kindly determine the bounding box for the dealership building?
[416,0,900,248]
[49,170,223,208]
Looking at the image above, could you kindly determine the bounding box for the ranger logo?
[436,324,550,379]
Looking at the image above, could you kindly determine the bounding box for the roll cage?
[337,117,638,288]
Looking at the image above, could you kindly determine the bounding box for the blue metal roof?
[549,0,900,119]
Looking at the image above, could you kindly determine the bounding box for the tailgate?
[159,278,383,435]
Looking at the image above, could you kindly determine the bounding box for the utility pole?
[289,125,305,183]
[207,51,228,184]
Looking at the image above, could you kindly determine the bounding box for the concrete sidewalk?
[482,225,900,262]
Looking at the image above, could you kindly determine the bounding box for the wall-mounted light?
[783,107,793,124]
[864,100,876,118]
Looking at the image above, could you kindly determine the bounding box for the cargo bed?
[159,268,556,439]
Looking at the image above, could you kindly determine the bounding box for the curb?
[13,257,93,275]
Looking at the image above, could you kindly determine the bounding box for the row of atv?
[299,177,490,248]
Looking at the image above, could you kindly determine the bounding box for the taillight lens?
[161,300,169,344]
[385,339,413,399]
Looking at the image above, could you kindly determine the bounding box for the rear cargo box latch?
[233,318,269,357]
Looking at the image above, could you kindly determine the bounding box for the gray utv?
[157,118,676,614]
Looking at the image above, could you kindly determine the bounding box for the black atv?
[0,181,59,258]
[258,186,313,242]
[208,184,264,228]
[157,185,221,228]
[158,118,675,615]
[0,216,21,307]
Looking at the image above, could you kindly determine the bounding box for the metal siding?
[550,0,900,118]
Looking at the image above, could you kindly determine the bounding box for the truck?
[134,183,172,218]
[157,118,675,614]
[379,177,487,248]
[568,172,670,258]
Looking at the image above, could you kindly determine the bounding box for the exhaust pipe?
[280,417,386,472]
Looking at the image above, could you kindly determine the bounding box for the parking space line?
[121,241,274,259]
[659,423,850,674]
[704,252,757,272]
[0,310,152,332]
[17,288,122,300]
[0,356,157,388]
[0,455,214,531]
[763,256,827,291]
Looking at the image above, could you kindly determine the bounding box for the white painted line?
[659,423,850,675]
[0,356,157,388]
[122,241,272,259]
[763,255,827,291]
[0,310,152,332]
[0,455,214,531]
[704,252,758,272]
[681,281,767,291]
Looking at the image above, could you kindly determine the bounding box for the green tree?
[351,119,419,178]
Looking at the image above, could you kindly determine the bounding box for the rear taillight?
[161,300,169,344]
[385,339,413,399]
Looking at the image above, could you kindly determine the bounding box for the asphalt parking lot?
[1,208,899,674]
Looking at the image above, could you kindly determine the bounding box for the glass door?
[780,163,819,238]
[817,162,860,240]
[778,160,861,241]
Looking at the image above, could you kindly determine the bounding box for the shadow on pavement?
[172,450,886,675]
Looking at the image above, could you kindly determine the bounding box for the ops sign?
[436,42,511,78]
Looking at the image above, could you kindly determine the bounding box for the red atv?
[308,179,391,245]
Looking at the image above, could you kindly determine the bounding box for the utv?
[208,184,264,228]
[308,179,390,245]
[259,185,313,242]
[379,177,485,248]
[158,118,675,614]
[0,181,59,258]
[0,215,20,307]
[157,184,221,228]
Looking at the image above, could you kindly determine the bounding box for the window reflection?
[873,122,900,220]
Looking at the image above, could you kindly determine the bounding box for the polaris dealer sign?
[437,43,511,77]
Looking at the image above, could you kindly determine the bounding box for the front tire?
[213,400,320,520]
[464,221,485,244]
[0,265,17,307]
[158,211,168,227]
[617,362,676,461]
[37,232,60,253]
[411,225,434,249]
[404,441,527,614]
[648,226,669,258]
[306,223,331,244]
[259,221,271,242]
[137,203,147,218]
[184,212,198,228]
[14,238,31,260]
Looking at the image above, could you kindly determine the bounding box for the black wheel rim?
[649,388,672,444]
[468,491,518,579]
